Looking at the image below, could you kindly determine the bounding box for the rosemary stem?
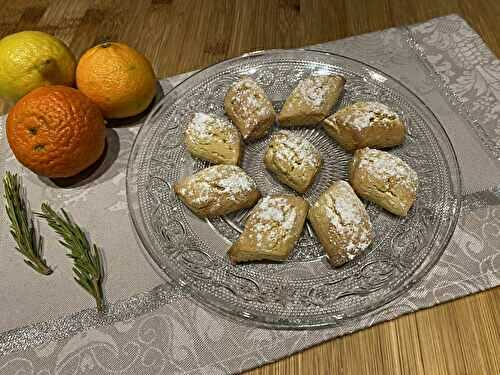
[3,172,52,276]
[38,203,106,312]
[32,258,53,275]
[93,279,104,312]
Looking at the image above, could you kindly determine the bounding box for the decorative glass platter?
[126,49,461,329]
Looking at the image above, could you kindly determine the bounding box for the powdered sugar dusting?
[229,78,274,120]
[336,101,400,130]
[191,181,212,205]
[321,181,372,258]
[256,197,291,222]
[357,148,418,191]
[218,174,255,200]
[186,112,238,143]
[251,196,298,246]
[180,165,256,205]
[295,75,334,108]
[272,131,321,168]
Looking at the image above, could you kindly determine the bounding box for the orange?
[76,42,156,119]
[6,86,106,178]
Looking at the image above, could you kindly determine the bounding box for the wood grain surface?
[1,1,499,374]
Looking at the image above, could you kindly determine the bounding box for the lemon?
[0,31,76,102]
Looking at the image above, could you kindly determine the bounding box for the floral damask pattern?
[411,14,500,156]
[1,15,499,375]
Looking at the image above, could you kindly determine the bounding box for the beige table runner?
[1,14,499,374]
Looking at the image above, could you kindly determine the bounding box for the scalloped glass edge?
[126,49,462,329]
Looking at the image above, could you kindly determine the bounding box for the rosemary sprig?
[38,203,105,312]
[3,172,52,275]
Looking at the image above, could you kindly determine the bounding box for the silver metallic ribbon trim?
[0,284,184,356]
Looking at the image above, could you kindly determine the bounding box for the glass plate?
[126,49,461,329]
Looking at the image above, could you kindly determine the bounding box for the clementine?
[6,85,106,178]
[76,42,156,119]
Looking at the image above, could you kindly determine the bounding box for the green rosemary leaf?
[38,203,105,312]
[3,172,52,275]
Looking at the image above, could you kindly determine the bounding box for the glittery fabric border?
[0,284,184,356]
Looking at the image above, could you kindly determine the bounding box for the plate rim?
[126,48,462,330]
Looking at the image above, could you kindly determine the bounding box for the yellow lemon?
[0,31,76,102]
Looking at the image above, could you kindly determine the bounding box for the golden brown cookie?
[174,165,260,218]
[228,195,309,262]
[224,77,276,141]
[278,74,345,127]
[308,180,373,267]
[323,101,405,152]
[349,148,418,216]
[264,130,322,193]
[184,112,242,165]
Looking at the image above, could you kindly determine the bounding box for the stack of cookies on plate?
[174,73,418,267]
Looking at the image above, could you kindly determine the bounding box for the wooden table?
[1,1,499,374]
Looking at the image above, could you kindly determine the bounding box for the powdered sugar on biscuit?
[319,181,373,258]
[335,101,400,130]
[294,75,338,108]
[271,131,321,168]
[186,112,238,143]
[357,148,418,191]
[229,78,274,120]
[218,174,255,198]
[251,196,298,246]
[179,165,256,205]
